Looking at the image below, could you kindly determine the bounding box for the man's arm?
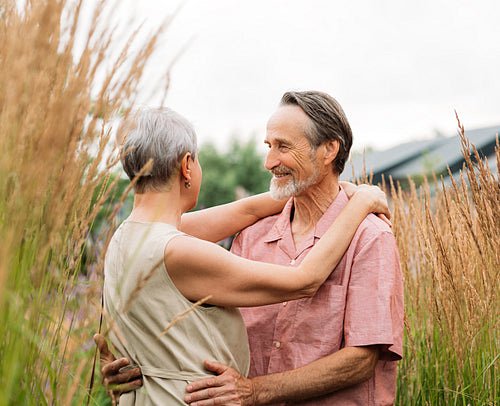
[184,345,379,406]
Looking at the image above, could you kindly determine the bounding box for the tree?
[196,137,271,209]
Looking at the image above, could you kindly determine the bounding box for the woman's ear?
[180,152,192,182]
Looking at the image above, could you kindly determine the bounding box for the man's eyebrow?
[265,137,292,145]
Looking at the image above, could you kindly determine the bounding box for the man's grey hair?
[280,91,353,174]
[120,107,198,194]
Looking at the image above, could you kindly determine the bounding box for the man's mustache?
[271,165,293,176]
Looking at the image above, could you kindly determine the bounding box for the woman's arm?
[166,185,388,307]
[179,193,286,242]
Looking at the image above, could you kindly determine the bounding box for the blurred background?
[77,0,500,209]
[111,0,500,154]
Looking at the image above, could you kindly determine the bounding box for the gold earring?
[185,181,191,189]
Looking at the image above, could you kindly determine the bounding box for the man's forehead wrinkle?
[265,124,308,145]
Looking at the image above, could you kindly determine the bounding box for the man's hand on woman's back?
[93,334,143,404]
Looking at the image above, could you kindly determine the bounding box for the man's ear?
[180,152,192,182]
[322,140,339,165]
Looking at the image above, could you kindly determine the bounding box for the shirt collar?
[263,197,294,243]
[263,186,349,243]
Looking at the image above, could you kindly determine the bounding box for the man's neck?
[290,174,340,248]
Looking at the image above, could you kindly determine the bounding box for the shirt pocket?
[293,283,346,356]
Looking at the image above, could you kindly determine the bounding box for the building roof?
[343,124,500,183]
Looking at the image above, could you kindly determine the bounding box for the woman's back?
[104,221,250,405]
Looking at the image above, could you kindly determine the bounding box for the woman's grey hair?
[120,107,198,194]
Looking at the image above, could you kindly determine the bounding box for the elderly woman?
[103,107,389,405]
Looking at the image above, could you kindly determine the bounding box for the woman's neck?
[128,188,183,228]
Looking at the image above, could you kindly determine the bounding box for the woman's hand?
[339,181,359,199]
[354,184,390,218]
[341,182,391,227]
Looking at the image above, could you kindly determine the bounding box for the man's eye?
[279,145,289,151]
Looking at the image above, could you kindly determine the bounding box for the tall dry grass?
[1,1,498,404]
[392,119,500,404]
[0,0,165,403]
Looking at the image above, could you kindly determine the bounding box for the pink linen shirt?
[232,188,404,406]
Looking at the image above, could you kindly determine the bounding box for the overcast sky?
[111,0,500,153]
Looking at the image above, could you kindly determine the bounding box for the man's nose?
[265,149,279,171]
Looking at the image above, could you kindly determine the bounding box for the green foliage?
[196,137,271,209]
[89,174,134,237]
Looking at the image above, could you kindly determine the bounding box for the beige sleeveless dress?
[104,221,250,405]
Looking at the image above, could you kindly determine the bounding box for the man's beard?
[269,164,320,200]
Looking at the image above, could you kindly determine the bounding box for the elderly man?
[97,91,403,405]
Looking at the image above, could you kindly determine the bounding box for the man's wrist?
[249,376,262,405]
[250,374,280,405]
[249,377,257,405]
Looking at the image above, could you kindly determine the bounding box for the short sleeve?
[344,231,404,361]
[230,232,244,256]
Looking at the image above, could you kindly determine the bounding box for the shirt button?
[275,341,281,348]
[282,301,288,306]
[290,259,296,265]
